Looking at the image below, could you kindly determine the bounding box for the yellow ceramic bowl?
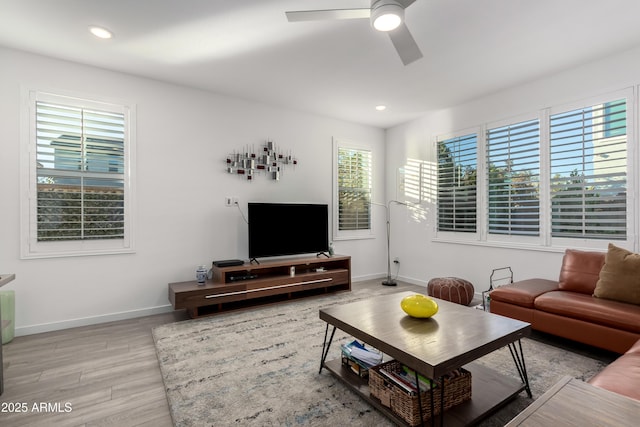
[400,294,439,318]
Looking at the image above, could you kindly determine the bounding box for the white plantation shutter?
[549,99,627,240]
[337,147,372,231]
[437,133,477,232]
[36,101,125,241]
[486,119,540,236]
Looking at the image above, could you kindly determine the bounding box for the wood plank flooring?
[0,279,425,426]
[0,310,188,427]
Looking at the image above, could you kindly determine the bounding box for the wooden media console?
[168,255,351,318]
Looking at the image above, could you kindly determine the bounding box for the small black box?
[213,259,245,267]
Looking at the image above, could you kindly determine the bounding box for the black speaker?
[213,259,245,267]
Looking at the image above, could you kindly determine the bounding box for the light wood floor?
[0,280,424,427]
[0,310,188,427]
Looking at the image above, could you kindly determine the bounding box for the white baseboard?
[353,273,428,287]
[12,275,428,337]
[351,273,387,282]
[13,276,390,336]
[395,275,428,287]
[14,304,174,337]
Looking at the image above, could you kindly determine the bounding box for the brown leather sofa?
[588,338,640,401]
[489,248,640,354]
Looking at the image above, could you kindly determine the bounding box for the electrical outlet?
[393,257,400,264]
[232,197,239,206]
[224,197,233,207]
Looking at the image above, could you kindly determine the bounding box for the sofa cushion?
[534,291,640,334]
[489,279,558,308]
[558,249,606,294]
[594,243,640,305]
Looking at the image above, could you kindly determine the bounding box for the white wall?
[385,46,640,293]
[0,47,387,335]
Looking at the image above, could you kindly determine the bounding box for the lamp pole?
[382,202,396,285]
[372,200,410,286]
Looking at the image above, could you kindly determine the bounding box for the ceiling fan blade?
[396,0,417,8]
[285,9,371,22]
[388,23,423,65]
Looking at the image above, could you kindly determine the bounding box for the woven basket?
[369,360,471,426]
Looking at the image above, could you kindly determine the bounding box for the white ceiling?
[2,0,640,129]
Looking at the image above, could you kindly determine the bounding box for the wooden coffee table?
[505,375,640,426]
[319,291,532,426]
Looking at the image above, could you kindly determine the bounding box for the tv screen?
[248,203,329,259]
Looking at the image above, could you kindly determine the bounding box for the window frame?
[20,89,136,259]
[332,138,375,241]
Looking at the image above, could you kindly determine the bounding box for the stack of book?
[341,340,383,377]
[370,361,473,424]
[378,364,435,395]
[378,363,468,395]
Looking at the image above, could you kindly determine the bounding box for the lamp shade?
[371,1,404,32]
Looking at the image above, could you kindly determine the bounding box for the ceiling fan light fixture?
[371,2,404,32]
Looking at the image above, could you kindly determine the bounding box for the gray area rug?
[153,281,611,426]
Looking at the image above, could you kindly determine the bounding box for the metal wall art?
[226,140,297,181]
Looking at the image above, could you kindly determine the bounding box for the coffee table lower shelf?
[324,359,526,426]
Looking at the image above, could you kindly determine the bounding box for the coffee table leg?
[319,323,337,374]
[439,377,445,426]
[508,339,532,398]
[414,372,442,427]
[413,372,426,427]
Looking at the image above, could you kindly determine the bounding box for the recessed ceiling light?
[375,105,387,111]
[89,26,113,39]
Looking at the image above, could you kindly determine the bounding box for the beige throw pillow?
[593,243,640,305]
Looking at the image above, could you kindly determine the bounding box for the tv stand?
[168,255,351,318]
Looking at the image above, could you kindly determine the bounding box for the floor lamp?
[373,200,410,286]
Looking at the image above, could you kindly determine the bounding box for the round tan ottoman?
[427,277,475,306]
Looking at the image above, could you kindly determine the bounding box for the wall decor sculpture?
[226,140,297,181]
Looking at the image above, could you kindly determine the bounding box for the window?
[486,119,540,237]
[437,133,477,233]
[334,142,372,238]
[550,99,627,240]
[22,90,135,258]
[434,89,633,250]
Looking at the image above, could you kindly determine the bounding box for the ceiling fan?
[285,0,423,66]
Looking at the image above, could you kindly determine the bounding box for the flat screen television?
[248,202,329,259]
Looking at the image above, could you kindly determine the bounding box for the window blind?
[35,101,125,241]
[337,147,372,231]
[487,119,540,236]
[550,99,627,239]
[437,133,477,232]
